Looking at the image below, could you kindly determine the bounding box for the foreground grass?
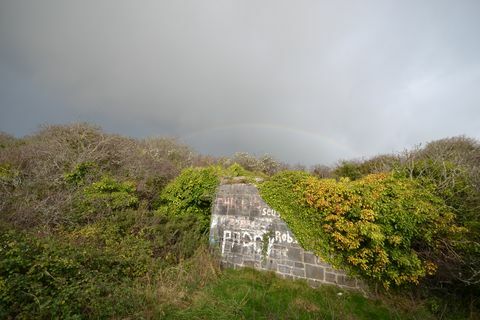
[0,229,438,319]
[165,268,433,320]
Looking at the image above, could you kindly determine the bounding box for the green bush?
[0,123,196,230]
[225,163,249,177]
[0,226,144,319]
[143,213,208,263]
[78,176,138,221]
[334,160,364,180]
[395,157,480,307]
[260,171,459,288]
[63,161,96,186]
[158,166,221,228]
[0,206,210,319]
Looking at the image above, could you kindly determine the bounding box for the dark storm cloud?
[1,0,479,164]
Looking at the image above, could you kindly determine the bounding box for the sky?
[0,0,479,165]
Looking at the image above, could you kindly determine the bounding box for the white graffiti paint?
[221,229,297,255]
[262,207,280,217]
[275,231,296,244]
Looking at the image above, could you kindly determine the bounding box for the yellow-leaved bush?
[260,171,461,288]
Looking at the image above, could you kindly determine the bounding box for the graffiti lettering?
[222,229,296,255]
[275,231,295,244]
[262,207,280,217]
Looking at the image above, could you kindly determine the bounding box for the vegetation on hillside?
[260,172,458,289]
[0,123,478,318]
[306,136,480,317]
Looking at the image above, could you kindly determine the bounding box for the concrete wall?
[209,183,362,290]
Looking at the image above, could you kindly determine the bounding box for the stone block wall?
[209,183,362,290]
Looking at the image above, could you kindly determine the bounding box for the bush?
[158,166,221,229]
[0,123,196,229]
[0,206,211,319]
[0,226,143,319]
[227,152,285,176]
[63,161,96,186]
[74,176,139,223]
[260,171,459,288]
[394,138,480,308]
[334,160,364,180]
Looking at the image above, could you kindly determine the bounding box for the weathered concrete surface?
[209,183,362,290]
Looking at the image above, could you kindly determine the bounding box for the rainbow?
[181,122,353,154]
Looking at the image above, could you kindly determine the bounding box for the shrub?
[78,176,138,222]
[225,163,249,177]
[227,152,285,176]
[311,164,333,179]
[143,213,208,263]
[394,139,480,307]
[63,161,96,186]
[0,123,197,229]
[0,206,211,319]
[0,226,143,319]
[158,166,221,229]
[260,171,459,288]
[334,160,364,180]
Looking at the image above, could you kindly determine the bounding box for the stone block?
[245,246,257,255]
[227,208,242,216]
[271,249,286,260]
[295,262,304,268]
[278,265,291,274]
[275,225,289,233]
[218,205,227,215]
[286,247,302,261]
[325,272,336,283]
[262,259,277,271]
[303,252,316,264]
[314,257,331,267]
[285,260,296,267]
[243,260,255,267]
[232,255,244,265]
[344,276,357,288]
[305,264,324,281]
[223,244,232,253]
[292,267,306,278]
[231,244,241,253]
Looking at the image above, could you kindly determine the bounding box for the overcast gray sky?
[1,0,479,165]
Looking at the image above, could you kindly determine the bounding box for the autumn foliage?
[260,172,460,288]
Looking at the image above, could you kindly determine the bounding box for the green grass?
[166,268,433,320]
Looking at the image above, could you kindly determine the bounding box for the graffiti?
[215,196,264,212]
[210,184,361,290]
[274,231,296,244]
[262,207,280,217]
[217,197,235,207]
[221,229,296,255]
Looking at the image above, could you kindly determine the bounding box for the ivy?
[158,166,221,229]
[260,171,461,288]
